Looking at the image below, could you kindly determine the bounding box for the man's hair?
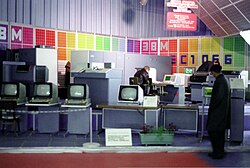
[210,64,222,73]
[144,66,150,71]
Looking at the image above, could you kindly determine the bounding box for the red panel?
[169,40,177,52]
[46,30,55,46]
[23,27,33,45]
[36,29,46,45]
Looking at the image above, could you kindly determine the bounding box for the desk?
[96,103,161,130]
[162,104,199,135]
[25,103,59,133]
[61,104,91,135]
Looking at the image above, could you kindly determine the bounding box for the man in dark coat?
[134,66,150,94]
[206,64,230,159]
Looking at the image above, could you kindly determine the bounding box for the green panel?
[223,38,234,52]
[96,36,104,50]
[234,37,245,51]
[112,38,118,51]
[234,51,244,67]
[211,38,220,52]
[86,34,94,49]
[104,37,110,51]
[222,52,234,69]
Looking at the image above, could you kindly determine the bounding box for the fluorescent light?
[140,0,148,6]
[240,30,250,46]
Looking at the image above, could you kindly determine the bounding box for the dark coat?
[206,74,230,131]
[134,68,149,87]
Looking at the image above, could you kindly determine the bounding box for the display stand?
[61,104,100,148]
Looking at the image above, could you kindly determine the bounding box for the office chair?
[0,100,20,135]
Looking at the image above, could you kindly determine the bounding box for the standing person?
[207,64,230,159]
[134,66,150,94]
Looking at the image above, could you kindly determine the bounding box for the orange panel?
[58,32,66,47]
[58,48,66,60]
[180,39,188,52]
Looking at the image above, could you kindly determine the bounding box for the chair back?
[129,77,139,85]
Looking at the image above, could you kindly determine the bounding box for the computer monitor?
[163,75,176,84]
[65,83,90,105]
[184,67,196,74]
[0,82,26,103]
[117,85,144,104]
[30,82,58,104]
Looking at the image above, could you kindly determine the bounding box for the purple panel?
[134,40,140,53]
[0,24,8,43]
[0,43,8,49]
[11,44,22,49]
[127,39,134,52]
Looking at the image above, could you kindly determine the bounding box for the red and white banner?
[167,12,197,31]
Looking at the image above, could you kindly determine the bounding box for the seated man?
[134,66,150,94]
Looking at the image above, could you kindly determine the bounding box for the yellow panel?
[67,32,76,48]
[201,38,211,51]
[189,39,198,52]
[67,49,72,61]
[86,34,94,49]
[188,53,199,66]
[78,33,86,49]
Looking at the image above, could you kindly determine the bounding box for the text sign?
[167,12,197,31]
[105,128,132,146]
[0,24,8,42]
[167,0,198,13]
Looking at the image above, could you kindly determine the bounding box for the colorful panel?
[134,40,140,53]
[189,38,198,52]
[96,36,104,50]
[141,40,149,54]
[211,38,220,52]
[11,44,22,49]
[23,27,33,45]
[86,34,94,49]
[104,37,110,51]
[200,52,211,65]
[188,53,199,66]
[234,51,244,67]
[179,39,188,52]
[46,30,55,46]
[169,53,177,66]
[0,24,8,43]
[78,33,86,49]
[22,45,33,48]
[201,38,210,51]
[160,39,169,53]
[35,28,46,45]
[150,40,158,54]
[118,38,125,52]
[223,38,234,52]
[0,43,8,49]
[67,32,76,48]
[67,49,72,61]
[58,32,66,47]
[179,53,188,66]
[222,52,233,68]
[11,26,22,43]
[127,39,134,52]
[169,39,177,52]
[58,48,67,60]
[234,37,245,52]
[112,38,118,51]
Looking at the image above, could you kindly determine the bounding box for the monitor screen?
[70,85,85,98]
[1,84,17,96]
[165,75,171,81]
[120,87,137,101]
[184,67,195,74]
[118,85,144,104]
[35,84,51,97]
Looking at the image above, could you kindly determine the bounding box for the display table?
[162,104,199,135]
[96,103,161,130]
[61,104,91,135]
[25,103,59,133]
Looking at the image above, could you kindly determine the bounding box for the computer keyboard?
[64,99,88,105]
[29,99,50,104]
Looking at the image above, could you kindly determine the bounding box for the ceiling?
[190,0,250,37]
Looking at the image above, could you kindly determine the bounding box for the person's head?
[210,64,222,78]
[144,66,150,72]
